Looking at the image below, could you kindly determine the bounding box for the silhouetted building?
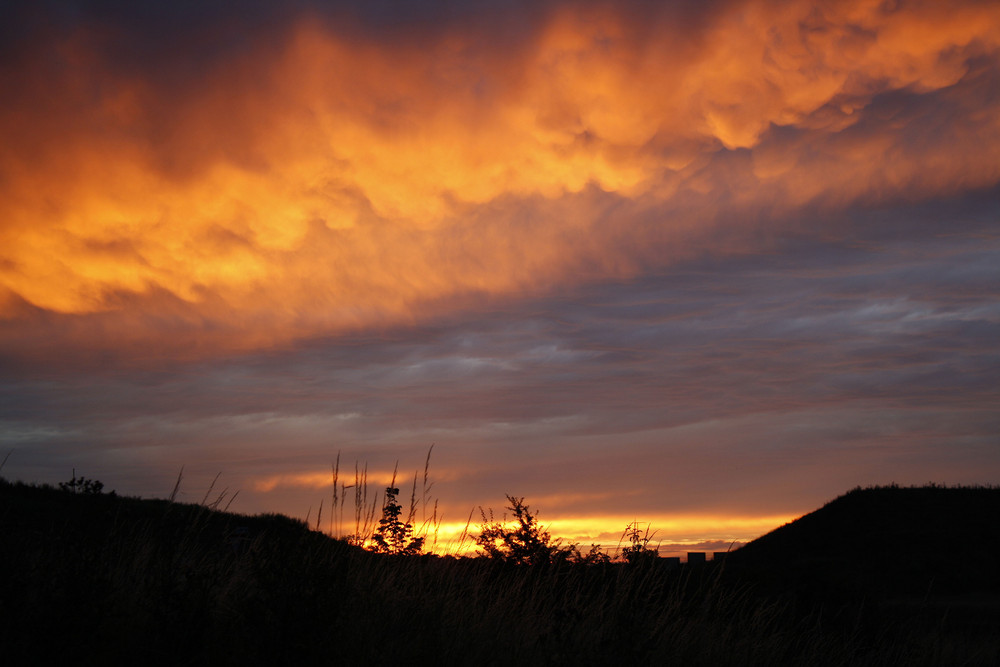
[686,552,706,564]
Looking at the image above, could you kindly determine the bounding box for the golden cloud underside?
[2,0,998,351]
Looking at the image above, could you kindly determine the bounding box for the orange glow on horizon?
[251,468,797,556]
[351,513,798,557]
[2,0,998,357]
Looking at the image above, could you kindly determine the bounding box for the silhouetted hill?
[726,485,1000,616]
[3,479,998,665]
[0,478,369,665]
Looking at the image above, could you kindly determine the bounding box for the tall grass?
[4,470,1000,665]
[4,477,998,666]
[326,446,442,552]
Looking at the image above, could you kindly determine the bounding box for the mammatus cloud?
[2,0,999,361]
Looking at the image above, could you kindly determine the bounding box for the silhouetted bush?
[619,520,658,564]
[475,495,563,564]
[369,485,424,555]
[58,471,108,495]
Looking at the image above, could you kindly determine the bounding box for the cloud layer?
[3,0,999,359]
[1,0,998,548]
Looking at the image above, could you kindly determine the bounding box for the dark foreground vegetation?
[2,479,999,666]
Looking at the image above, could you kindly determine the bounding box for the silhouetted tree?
[369,486,424,555]
[476,495,561,565]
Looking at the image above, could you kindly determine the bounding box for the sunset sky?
[2,0,998,555]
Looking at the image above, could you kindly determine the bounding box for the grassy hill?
[0,479,364,664]
[727,484,1000,597]
[2,478,998,665]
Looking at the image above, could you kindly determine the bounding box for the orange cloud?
[253,463,464,494]
[1,0,998,358]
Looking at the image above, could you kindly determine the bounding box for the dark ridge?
[0,478,369,665]
[3,479,999,665]
[724,484,1000,631]
[0,476,357,561]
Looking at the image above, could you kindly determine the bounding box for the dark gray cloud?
[3,190,996,526]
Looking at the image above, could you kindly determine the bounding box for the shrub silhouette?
[619,521,658,564]
[369,486,424,555]
[565,542,611,565]
[58,471,107,495]
[475,495,562,565]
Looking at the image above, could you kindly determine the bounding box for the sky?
[1,0,998,555]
